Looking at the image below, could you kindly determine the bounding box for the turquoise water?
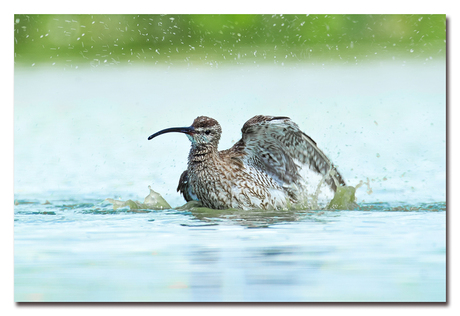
[14,199,445,302]
[14,60,446,302]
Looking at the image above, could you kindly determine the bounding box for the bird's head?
[148,116,222,148]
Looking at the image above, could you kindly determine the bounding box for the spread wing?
[238,115,345,191]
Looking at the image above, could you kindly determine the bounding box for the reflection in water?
[184,205,333,228]
[14,198,446,301]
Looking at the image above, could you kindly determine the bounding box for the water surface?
[14,199,446,302]
[14,62,446,302]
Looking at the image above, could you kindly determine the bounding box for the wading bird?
[148,115,345,210]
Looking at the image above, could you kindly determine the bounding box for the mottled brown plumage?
[148,115,345,210]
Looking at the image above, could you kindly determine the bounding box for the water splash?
[327,185,358,210]
[106,179,358,213]
[298,164,359,210]
[106,185,171,210]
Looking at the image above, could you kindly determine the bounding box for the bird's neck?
[188,144,218,164]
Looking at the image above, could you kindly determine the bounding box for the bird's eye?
[205,130,211,135]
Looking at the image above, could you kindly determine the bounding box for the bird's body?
[148,115,345,210]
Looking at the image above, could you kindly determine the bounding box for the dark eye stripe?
[205,130,211,135]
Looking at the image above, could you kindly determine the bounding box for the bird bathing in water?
[148,115,346,210]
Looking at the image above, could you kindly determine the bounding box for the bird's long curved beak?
[148,126,195,140]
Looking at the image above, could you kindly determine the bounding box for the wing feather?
[177,170,199,202]
[240,115,345,191]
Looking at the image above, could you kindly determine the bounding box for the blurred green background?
[14,14,446,67]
